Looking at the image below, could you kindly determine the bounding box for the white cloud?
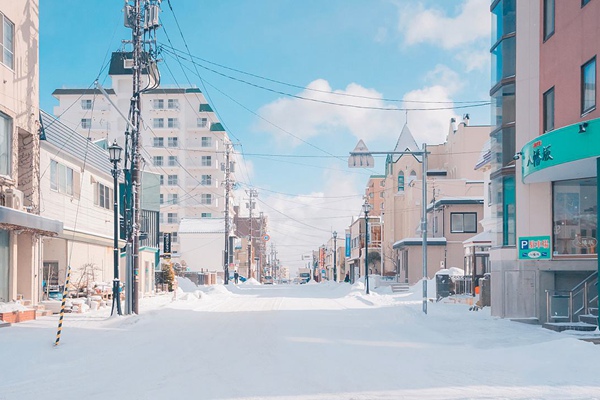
[399,0,490,50]
[256,79,405,147]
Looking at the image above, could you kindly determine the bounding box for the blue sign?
[345,233,351,257]
[518,236,552,260]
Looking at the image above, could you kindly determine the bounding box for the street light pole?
[363,201,371,294]
[108,140,123,316]
[333,231,337,282]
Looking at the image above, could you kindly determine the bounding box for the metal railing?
[546,272,598,323]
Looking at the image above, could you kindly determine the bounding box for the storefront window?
[553,178,597,256]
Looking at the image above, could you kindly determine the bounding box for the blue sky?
[40,0,492,269]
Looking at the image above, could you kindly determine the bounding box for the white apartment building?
[52,52,232,255]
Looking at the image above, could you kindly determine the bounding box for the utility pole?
[246,189,258,279]
[123,0,161,314]
[223,143,232,284]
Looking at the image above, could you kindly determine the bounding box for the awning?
[0,206,63,236]
[393,237,447,249]
[463,230,493,246]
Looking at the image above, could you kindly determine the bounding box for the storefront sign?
[345,233,351,257]
[518,236,551,260]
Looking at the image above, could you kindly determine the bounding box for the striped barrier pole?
[54,265,71,347]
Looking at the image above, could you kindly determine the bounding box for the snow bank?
[242,278,261,285]
[176,277,199,292]
[0,302,29,312]
[436,267,465,276]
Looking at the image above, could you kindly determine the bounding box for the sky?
[39,0,492,271]
[3,279,600,399]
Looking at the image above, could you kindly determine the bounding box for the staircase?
[543,272,598,332]
[390,283,410,293]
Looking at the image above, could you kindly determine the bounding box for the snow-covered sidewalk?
[1,279,599,400]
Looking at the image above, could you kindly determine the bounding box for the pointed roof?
[392,124,421,162]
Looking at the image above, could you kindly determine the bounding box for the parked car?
[262,276,274,285]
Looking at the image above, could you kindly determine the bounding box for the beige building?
[383,120,490,284]
[0,1,63,304]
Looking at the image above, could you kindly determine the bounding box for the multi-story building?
[52,52,232,256]
[492,0,600,325]
[233,205,268,279]
[365,175,386,216]
[383,120,490,284]
[0,1,63,305]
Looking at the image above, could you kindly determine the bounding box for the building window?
[153,118,164,128]
[201,212,212,218]
[1,14,14,69]
[153,156,163,167]
[379,191,384,198]
[408,170,417,185]
[167,118,178,128]
[50,160,74,196]
[381,203,384,210]
[201,174,212,185]
[159,175,164,185]
[167,174,178,186]
[81,100,92,110]
[201,193,212,205]
[582,57,596,115]
[167,193,178,205]
[451,213,477,233]
[167,99,179,109]
[397,171,404,192]
[153,137,164,147]
[94,182,112,209]
[167,213,178,224]
[153,99,164,109]
[380,181,385,187]
[201,136,212,147]
[159,194,164,205]
[172,232,178,243]
[81,118,91,129]
[197,118,208,128]
[553,178,597,256]
[201,156,212,167]
[168,137,178,147]
[168,156,178,167]
[543,87,555,132]
[0,112,11,176]
[543,0,555,40]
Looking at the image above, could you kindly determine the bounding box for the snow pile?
[436,267,465,276]
[176,277,199,292]
[242,277,261,285]
[0,302,29,313]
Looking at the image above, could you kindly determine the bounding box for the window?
[0,112,11,176]
[159,194,164,205]
[153,118,164,128]
[167,193,178,205]
[197,118,208,128]
[167,213,178,224]
[167,118,178,128]
[153,156,163,167]
[159,213,164,224]
[153,137,164,147]
[201,136,212,147]
[201,174,212,185]
[379,192,384,198]
[81,119,91,129]
[397,171,404,192]
[172,232,178,243]
[81,100,92,110]
[167,99,179,109]
[201,194,212,205]
[167,175,178,186]
[582,57,596,114]
[94,182,112,209]
[543,0,555,40]
[553,178,597,256]
[1,14,14,69]
[381,203,384,210]
[168,156,178,167]
[408,170,417,185]
[451,213,477,233]
[168,137,178,147]
[153,99,164,109]
[201,212,212,218]
[380,181,385,187]
[50,160,74,196]
[369,193,374,198]
[201,156,212,167]
[543,87,555,132]
[159,175,164,186]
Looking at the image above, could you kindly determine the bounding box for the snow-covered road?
[1,280,600,400]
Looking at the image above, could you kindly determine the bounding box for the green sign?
[518,236,551,260]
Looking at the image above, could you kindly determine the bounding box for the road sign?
[518,236,551,260]
[263,234,270,242]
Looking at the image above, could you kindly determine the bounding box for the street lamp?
[332,231,338,282]
[108,139,123,316]
[362,200,371,294]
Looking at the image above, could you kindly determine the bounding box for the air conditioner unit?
[5,188,24,211]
